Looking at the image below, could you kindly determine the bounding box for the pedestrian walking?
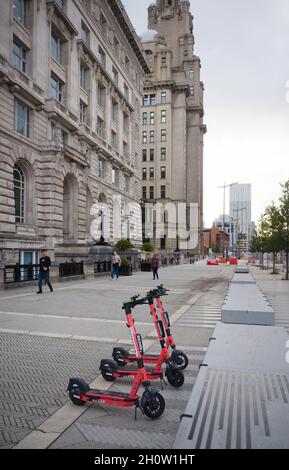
[111,252,121,280]
[37,249,53,294]
[151,254,159,280]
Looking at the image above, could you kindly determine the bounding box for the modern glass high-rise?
[229,184,252,253]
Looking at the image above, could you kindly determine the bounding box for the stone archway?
[63,174,79,243]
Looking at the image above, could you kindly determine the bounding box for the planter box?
[119,265,133,276]
[141,262,152,272]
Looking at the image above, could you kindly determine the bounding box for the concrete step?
[173,322,289,449]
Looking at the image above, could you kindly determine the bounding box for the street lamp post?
[122,211,134,241]
[218,182,238,258]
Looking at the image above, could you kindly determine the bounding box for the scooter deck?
[116,368,162,377]
[88,389,135,401]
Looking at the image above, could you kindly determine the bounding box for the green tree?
[251,218,269,269]
[279,180,289,280]
[141,242,154,252]
[115,239,133,251]
[263,203,283,274]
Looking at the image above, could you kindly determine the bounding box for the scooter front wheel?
[142,392,165,419]
[171,351,189,371]
[166,367,184,387]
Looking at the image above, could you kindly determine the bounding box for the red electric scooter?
[154,285,189,370]
[67,296,165,419]
[100,293,184,388]
[111,289,185,386]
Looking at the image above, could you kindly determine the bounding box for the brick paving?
[0,333,114,448]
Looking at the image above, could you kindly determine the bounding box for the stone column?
[83,262,95,279]
[0,258,4,289]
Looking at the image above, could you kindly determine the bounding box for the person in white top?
[111,252,121,280]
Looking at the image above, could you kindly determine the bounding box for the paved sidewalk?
[0,262,233,449]
[251,267,289,334]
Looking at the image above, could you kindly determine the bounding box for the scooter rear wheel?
[100,366,116,382]
[142,392,165,419]
[166,368,185,387]
[172,352,189,371]
[69,388,85,406]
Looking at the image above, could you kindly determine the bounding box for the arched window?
[14,164,25,224]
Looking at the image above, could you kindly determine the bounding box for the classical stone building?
[140,0,206,255]
[0,0,150,278]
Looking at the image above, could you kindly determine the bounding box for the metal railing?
[94,261,111,273]
[59,262,84,278]
[4,264,39,284]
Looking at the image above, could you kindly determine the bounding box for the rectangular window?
[61,129,68,144]
[124,175,129,192]
[97,83,106,108]
[161,185,166,199]
[114,37,119,56]
[98,158,105,178]
[161,56,166,67]
[150,94,156,106]
[186,68,194,81]
[190,86,194,96]
[142,186,147,200]
[125,56,130,73]
[124,83,129,100]
[142,168,147,181]
[149,131,155,143]
[143,95,149,107]
[150,111,155,125]
[112,167,119,186]
[98,46,106,68]
[13,36,27,73]
[80,63,87,90]
[96,116,105,138]
[50,74,64,102]
[160,235,166,249]
[150,186,154,200]
[161,166,166,179]
[79,100,87,124]
[161,110,166,123]
[142,131,147,144]
[123,113,129,134]
[161,92,167,104]
[55,0,64,8]
[112,101,118,123]
[123,141,128,158]
[111,130,118,150]
[14,0,28,27]
[149,168,154,180]
[112,66,118,85]
[100,13,107,37]
[51,30,62,63]
[15,99,31,138]
[81,21,89,44]
[143,112,148,126]
[161,129,166,142]
[160,147,166,161]
[150,149,154,161]
[142,149,147,162]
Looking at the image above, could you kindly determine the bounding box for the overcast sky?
[123,0,289,227]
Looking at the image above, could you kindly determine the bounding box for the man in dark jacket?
[151,254,159,280]
[37,249,53,294]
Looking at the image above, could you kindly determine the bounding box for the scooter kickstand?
[160,377,167,390]
[135,403,143,421]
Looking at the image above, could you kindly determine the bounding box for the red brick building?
[203,227,230,256]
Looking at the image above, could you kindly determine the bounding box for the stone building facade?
[140,0,206,255]
[0,0,150,275]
